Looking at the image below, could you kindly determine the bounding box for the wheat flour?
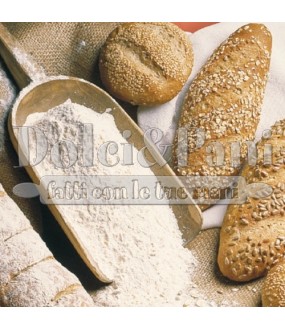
[23,100,211,306]
[13,48,46,82]
[0,64,17,151]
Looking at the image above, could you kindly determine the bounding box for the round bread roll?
[99,22,194,106]
[262,260,285,307]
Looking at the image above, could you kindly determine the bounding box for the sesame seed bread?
[172,24,272,210]
[218,119,285,282]
[99,22,194,106]
[262,260,285,307]
[0,184,94,307]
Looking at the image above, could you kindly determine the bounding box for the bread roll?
[0,184,94,307]
[262,260,285,307]
[218,119,285,282]
[172,23,272,209]
[99,22,194,106]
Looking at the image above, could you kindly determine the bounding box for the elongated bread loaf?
[172,23,272,209]
[262,260,285,307]
[218,120,285,282]
[0,184,94,307]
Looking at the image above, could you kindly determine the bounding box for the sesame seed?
[173,23,271,181]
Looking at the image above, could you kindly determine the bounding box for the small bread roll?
[99,22,194,106]
[262,260,285,307]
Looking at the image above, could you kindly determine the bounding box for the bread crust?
[0,184,94,307]
[99,22,194,106]
[172,24,272,210]
[262,260,285,307]
[218,120,285,282]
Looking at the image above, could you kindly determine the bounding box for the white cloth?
[137,22,285,229]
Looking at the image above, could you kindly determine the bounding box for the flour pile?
[24,100,201,306]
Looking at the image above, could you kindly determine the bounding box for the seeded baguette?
[172,23,272,209]
[218,120,285,282]
[262,260,285,307]
[99,22,194,106]
[0,184,94,307]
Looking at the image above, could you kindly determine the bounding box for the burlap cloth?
[0,23,263,306]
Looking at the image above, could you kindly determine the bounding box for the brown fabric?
[0,23,263,306]
[4,22,137,120]
[4,23,120,85]
[187,229,263,306]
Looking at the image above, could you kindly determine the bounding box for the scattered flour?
[0,64,17,110]
[23,99,205,307]
[13,48,46,82]
[0,64,17,151]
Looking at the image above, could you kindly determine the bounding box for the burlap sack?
[0,23,263,306]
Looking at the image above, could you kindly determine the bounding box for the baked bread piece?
[262,260,285,307]
[218,119,285,282]
[172,23,272,209]
[0,184,94,307]
[99,22,193,106]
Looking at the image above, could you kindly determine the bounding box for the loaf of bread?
[218,119,285,282]
[172,23,272,209]
[99,22,194,106]
[0,184,94,307]
[262,260,285,307]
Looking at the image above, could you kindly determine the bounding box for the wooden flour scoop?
[0,23,203,283]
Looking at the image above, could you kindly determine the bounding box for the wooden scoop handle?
[0,23,46,89]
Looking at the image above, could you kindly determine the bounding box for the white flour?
[0,67,16,109]
[23,100,205,307]
[0,64,17,151]
[13,48,46,82]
